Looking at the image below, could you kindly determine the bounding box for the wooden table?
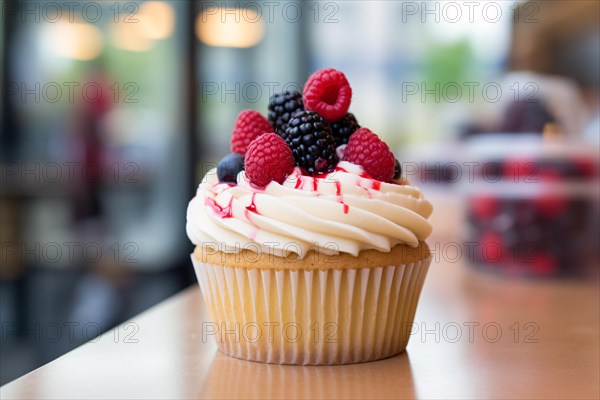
[1,256,598,399]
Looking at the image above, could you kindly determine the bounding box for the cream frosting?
[186,161,433,259]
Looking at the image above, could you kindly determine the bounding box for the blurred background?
[1,0,598,385]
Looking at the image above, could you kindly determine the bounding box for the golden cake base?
[192,243,431,365]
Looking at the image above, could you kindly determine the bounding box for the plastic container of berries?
[461,134,599,278]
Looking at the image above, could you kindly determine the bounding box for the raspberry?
[342,128,395,182]
[284,111,338,174]
[330,113,360,146]
[230,110,273,155]
[268,91,304,136]
[244,133,295,187]
[469,195,499,221]
[303,68,352,122]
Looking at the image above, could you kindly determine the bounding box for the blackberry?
[268,91,304,136]
[330,113,360,146]
[284,111,338,174]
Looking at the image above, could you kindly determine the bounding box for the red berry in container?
[572,158,596,178]
[537,168,562,183]
[470,195,500,221]
[244,133,295,187]
[231,110,273,155]
[303,68,352,122]
[502,157,537,182]
[479,231,505,264]
[527,252,558,275]
[535,195,568,217]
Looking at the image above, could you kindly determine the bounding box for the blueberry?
[217,153,244,184]
[393,159,402,179]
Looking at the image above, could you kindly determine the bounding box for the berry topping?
[231,110,273,155]
[303,68,352,122]
[393,159,402,180]
[284,110,338,175]
[330,113,360,147]
[217,153,245,184]
[244,133,295,187]
[268,91,304,136]
[343,128,395,182]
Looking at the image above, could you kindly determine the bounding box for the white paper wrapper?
[191,255,431,365]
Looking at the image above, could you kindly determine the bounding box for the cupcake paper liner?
[191,254,431,365]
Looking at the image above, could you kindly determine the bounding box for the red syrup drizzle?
[245,193,259,214]
[205,197,233,218]
[354,176,372,199]
[244,193,260,240]
[334,180,350,214]
[372,181,381,191]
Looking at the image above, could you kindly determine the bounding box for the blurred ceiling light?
[196,7,265,48]
[138,1,175,40]
[41,20,103,61]
[109,20,154,52]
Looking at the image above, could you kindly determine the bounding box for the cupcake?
[187,68,433,365]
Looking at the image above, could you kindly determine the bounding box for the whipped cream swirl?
[186,161,433,258]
